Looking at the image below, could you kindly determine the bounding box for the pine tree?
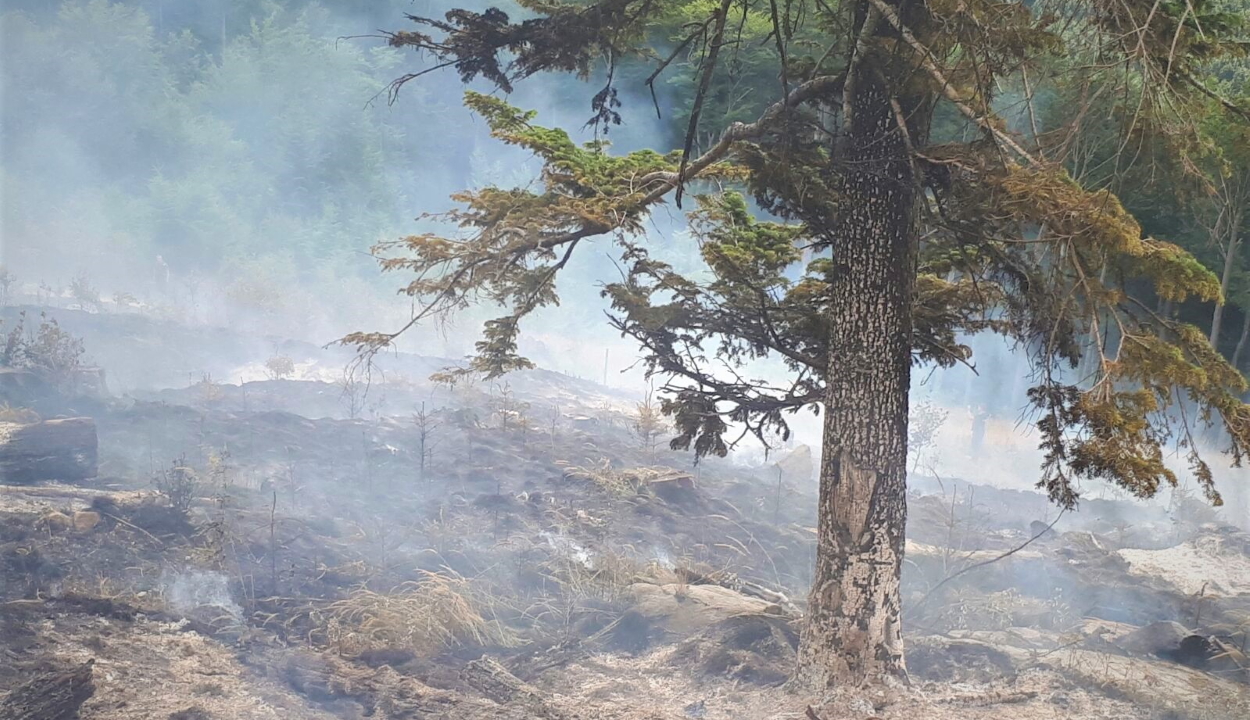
[345,0,1250,689]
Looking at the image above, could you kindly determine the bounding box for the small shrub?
[194,373,223,406]
[490,381,528,431]
[153,457,199,516]
[561,459,690,498]
[0,311,86,389]
[909,400,948,472]
[69,273,100,311]
[445,406,481,429]
[632,390,668,457]
[264,354,295,380]
[226,275,284,317]
[0,266,14,305]
[338,371,365,419]
[413,402,440,480]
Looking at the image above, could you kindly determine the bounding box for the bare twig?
[913,508,1066,611]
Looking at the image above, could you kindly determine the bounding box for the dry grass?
[315,570,513,657]
[546,545,647,603]
[561,459,692,497]
[0,402,40,423]
[505,532,659,637]
[920,587,1073,634]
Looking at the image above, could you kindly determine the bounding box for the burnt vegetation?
[2,1,1250,719]
[349,0,1250,690]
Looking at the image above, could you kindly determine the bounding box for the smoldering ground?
[1,2,1249,719]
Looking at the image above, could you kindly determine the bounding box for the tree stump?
[0,659,95,720]
[0,417,97,484]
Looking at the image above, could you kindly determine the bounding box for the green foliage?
[0,0,472,291]
[0,311,87,390]
[363,0,1250,510]
[69,273,101,311]
[264,354,296,380]
[152,456,198,516]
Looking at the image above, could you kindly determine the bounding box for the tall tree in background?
[350,0,1250,688]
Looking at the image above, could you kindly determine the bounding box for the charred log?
[461,656,572,719]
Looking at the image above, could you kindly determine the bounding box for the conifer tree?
[347,0,1250,688]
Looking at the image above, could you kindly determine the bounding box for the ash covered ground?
[1,305,1248,720]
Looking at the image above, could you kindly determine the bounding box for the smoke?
[0,0,682,385]
[162,568,243,620]
[2,0,1244,526]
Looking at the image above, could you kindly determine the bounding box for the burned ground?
[0,307,1248,719]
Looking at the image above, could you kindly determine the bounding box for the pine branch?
[866,0,1039,166]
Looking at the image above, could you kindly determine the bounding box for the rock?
[1118,621,1190,658]
[1114,623,1246,680]
[1118,535,1250,596]
[42,511,72,532]
[1029,520,1056,539]
[949,627,1056,652]
[628,582,773,637]
[847,697,876,716]
[1007,595,1058,629]
[72,510,100,532]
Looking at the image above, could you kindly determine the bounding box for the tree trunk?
[792,0,929,690]
[1210,235,1240,346]
[1232,308,1250,372]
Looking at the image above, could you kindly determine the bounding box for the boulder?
[72,510,101,532]
[627,582,774,637]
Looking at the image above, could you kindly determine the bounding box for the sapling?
[413,401,440,481]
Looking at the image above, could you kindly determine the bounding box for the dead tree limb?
[913,509,1067,611]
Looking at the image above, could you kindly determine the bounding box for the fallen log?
[0,659,95,720]
[675,567,799,615]
[0,484,142,502]
[461,656,572,719]
[0,417,97,484]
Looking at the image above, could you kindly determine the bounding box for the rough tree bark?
[791,0,931,690]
